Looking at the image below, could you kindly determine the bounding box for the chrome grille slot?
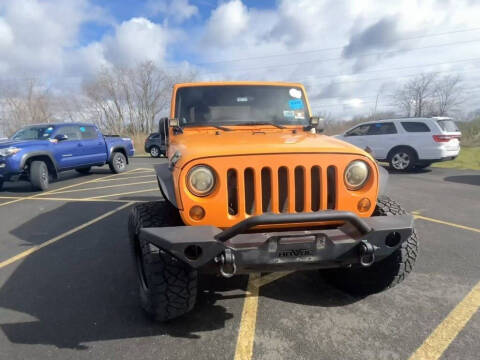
[244,168,255,215]
[278,166,289,213]
[311,166,321,211]
[294,166,305,212]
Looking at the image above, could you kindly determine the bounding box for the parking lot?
[0,157,479,360]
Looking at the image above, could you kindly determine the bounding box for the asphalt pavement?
[0,158,479,360]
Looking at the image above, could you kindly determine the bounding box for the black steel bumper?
[139,211,414,273]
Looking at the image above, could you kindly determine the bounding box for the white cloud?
[204,0,249,47]
[146,0,198,23]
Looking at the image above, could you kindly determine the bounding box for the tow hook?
[215,248,237,278]
[359,240,377,267]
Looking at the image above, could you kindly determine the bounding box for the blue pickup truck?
[0,123,135,191]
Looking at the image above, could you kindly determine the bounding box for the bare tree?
[392,73,436,117]
[433,75,464,116]
[0,79,55,135]
[83,61,195,135]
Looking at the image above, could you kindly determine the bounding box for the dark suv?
[144,133,166,157]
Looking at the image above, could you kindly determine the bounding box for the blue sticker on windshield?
[80,127,85,132]
[288,99,304,110]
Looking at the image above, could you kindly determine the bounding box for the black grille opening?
[327,166,336,210]
[227,169,238,215]
[261,167,272,213]
[311,166,321,211]
[244,168,255,215]
[294,166,305,212]
[278,166,289,213]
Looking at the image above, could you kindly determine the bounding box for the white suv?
[335,117,461,171]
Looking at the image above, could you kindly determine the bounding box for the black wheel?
[30,160,49,191]
[323,196,419,295]
[388,148,416,171]
[149,146,160,158]
[128,201,197,322]
[75,167,91,174]
[109,152,127,174]
[415,162,432,169]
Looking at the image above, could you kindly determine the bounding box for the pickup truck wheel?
[128,201,197,322]
[149,146,160,158]
[109,152,127,174]
[30,160,49,191]
[75,167,91,174]
[323,196,418,295]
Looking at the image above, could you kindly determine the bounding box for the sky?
[1,0,480,118]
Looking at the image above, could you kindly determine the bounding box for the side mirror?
[309,116,325,133]
[54,134,68,142]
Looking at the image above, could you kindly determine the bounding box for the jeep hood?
[170,128,370,168]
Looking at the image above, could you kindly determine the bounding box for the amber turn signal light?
[357,198,371,212]
[189,205,206,220]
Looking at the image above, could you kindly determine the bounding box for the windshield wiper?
[231,122,286,129]
[191,124,232,131]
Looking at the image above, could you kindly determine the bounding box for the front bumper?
[140,211,414,274]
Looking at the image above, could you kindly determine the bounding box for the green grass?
[432,147,480,171]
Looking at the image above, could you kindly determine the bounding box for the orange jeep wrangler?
[128,82,418,321]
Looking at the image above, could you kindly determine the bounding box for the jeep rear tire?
[323,196,418,295]
[30,160,49,191]
[109,152,127,174]
[75,166,91,174]
[128,201,197,322]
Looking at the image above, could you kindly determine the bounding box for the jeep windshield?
[11,125,56,140]
[174,85,310,128]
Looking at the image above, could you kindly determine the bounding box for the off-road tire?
[30,160,49,191]
[109,152,127,174]
[324,196,418,295]
[128,201,197,322]
[149,146,160,158]
[75,167,91,174]
[388,147,416,172]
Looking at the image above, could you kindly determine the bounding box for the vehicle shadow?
[444,175,480,186]
[382,165,432,175]
[0,204,237,349]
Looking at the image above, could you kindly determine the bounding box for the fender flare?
[378,165,389,196]
[109,146,129,164]
[20,152,59,178]
[155,163,178,208]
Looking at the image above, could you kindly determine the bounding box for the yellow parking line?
[250,271,294,288]
[409,280,480,360]
[234,273,261,360]
[0,202,134,270]
[48,180,157,195]
[414,215,480,233]
[0,195,139,203]
[86,188,159,199]
[94,174,155,182]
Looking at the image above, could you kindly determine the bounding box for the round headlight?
[344,160,370,190]
[187,165,216,196]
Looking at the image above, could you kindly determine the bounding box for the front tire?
[30,160,49,191]
[109,152,127,174]
[149,146,160,158]
[389,148,416,172]
[323,196,418,295]
[128,201,197,322]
